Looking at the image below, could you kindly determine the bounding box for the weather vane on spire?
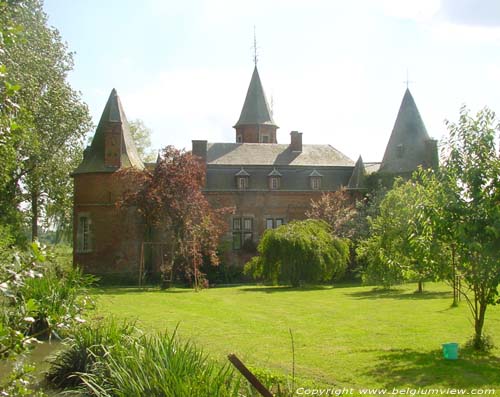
[404,69,414,89]
[253,25,259,66]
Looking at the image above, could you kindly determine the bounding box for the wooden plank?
[227,354,273,397]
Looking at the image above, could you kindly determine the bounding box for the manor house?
[72,66,437,280]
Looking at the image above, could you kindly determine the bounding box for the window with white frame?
[311,176,321,190]
[237,176,248,190]
[269,176,280,190]
[260,134,270,143]
[77,214,91,253]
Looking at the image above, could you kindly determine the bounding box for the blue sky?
[44,0,500,163]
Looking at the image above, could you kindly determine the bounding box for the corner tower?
[379,88,438,175]
[233,66,278,143]
[72,89,144,281]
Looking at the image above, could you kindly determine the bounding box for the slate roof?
[379,89,433,174]
[206,165,354,191]
[206,143,354,167]
[347,156,367,190]
[234,66,277,128]
[73,89,144,175]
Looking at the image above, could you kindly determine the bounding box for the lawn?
[92,282,500,392]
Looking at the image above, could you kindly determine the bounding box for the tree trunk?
[31,191,39,241]
[474,301,488,349]
[417,280,423,293]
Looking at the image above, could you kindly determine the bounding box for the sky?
[43,0,500,163]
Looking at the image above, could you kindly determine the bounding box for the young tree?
[306,187,357,238]
[245,219,350,287]
[356,177,445,291]
[436,106,500,349]
[119,146,229,288]
[129,119,157,163]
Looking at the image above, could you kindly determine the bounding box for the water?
[0,340,62,390]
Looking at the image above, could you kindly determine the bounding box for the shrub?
[46,318,136,388]
[47,321,242,397]
[245,220,350,287]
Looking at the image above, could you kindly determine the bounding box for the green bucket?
[442,343,459,360]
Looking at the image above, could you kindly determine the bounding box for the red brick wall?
[235,125,277,143]
[73,173,144,281]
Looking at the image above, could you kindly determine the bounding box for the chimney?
[290,131,302,152]
[192,140,207,162]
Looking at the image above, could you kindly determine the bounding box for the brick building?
[72,67,437,279]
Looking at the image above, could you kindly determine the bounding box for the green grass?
[91,283,500,391]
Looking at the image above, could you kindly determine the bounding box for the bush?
[47,321,242,397]
[46,318,136,388]
[245,220,350,287]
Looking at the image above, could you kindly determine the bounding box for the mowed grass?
[92,283,500,391]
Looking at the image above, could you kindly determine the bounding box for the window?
[243,218,253,231]
[269,176,280,190]
[232,217,253,250]
[237,135,242,143]
[261,135,269,143]
[237,177,248,190]
[77,214,91,253]
[311,176,321,190]
[266,218,285,229]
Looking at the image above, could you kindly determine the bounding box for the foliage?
[357,176,446,290]
[119,146,231,288]
[0,243,94,358]
[128,118,156,163]
[0,0,92,241]
[46,318,137,388]
[47,320,241,397]
[434,106,500,349]
[245,219,350,287]
[306,187,357,238]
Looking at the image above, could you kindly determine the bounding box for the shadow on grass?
[347,289,451,300]
[92,287,193,295]
[239,285,333,293]
[366,348,500,389]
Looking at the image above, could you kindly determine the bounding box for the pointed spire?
[348,155,367,190]
[72,88,144,175]
[234,66,277,128]
[380,89,434,174]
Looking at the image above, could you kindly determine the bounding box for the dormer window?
[268,168,282,190]
[235,168,250,190]
[309,170,323,190]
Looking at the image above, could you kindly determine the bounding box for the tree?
[1,0,92,242]
[306,187,357,239]
[119,146,229,288]
[129,119,156,163]
[356,176,445,291]
[245,219,350,287]
[435,106,500,349]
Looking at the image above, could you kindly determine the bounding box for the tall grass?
[19,266,95,338]
[47,319,242,396]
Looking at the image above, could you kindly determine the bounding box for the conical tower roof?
[234,66,277,128]
[348,155,367,189]
[73,89,144,174]
[379,88,431,174]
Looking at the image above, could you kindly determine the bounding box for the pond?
[0,340,63,394]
